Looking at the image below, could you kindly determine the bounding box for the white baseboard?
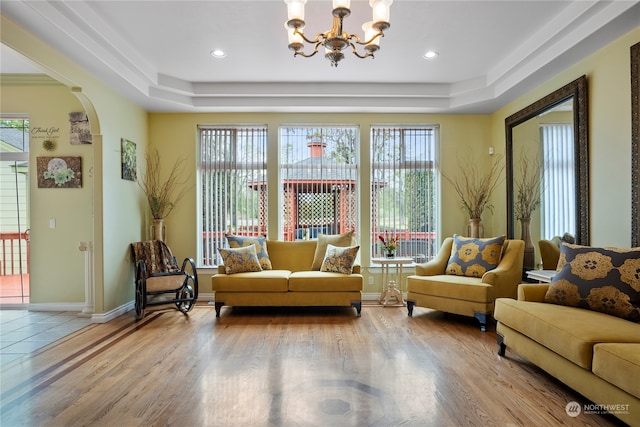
[90,301,134,323]
[197,292,215,302]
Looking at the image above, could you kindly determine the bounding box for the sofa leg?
[351,301,362,317]
[497,333,506,356]
[474,311,490,332]
[407,300,415,317]
[214,302,224,318]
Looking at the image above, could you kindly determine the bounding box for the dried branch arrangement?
[514,154,543,221]
[138,149,189,219]
[441,154,504,219]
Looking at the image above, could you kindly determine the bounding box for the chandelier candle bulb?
[362,21,380,49]
[371,0,392,26]
[285,23,303,47]
[285,0,306,22]
[333,0,350,9]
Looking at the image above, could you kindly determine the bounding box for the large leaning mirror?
[506,75,589,271]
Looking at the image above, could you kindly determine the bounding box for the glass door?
[0,117,30,305]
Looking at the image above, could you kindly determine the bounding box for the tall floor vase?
[150,218,166,241]
[467,218,483,238]
[520,218,535,270]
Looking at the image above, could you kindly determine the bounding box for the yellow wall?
[149,112,495,292]
[2,15,148,314]
[492,26,640,248]
[0,81,91,303]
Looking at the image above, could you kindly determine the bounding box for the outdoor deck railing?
[0,232,30,276]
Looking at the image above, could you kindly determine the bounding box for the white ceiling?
[1,0,639,113]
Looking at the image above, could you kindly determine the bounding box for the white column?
[78,241,94,318]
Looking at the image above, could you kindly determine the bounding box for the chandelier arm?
[349,42,374,59]
[294,28,326,45]
[354,31,384,46]
[294,42,321,58]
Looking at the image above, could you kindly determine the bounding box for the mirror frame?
[505,75,589,245]
[631,41,639,247]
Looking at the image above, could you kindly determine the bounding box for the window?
[198,126,267,267]
[370,126,438,263]
[279,126,359,241]
[541,123,575,239]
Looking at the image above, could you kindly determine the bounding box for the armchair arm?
[414,237,453,276]
[538,240,560,270]
[517,284,549,302]
[482,239,524,299]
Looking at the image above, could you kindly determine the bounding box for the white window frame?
[278,125,360,242]
[370,125,439,264]
[197,125,268,267]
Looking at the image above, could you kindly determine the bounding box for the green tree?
[405,170,435,232]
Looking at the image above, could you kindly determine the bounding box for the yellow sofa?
[495,284,640,427]
[212,240,363,317]
[406,237,524,331]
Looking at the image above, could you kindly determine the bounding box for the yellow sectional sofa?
[212,239,363,317]
[495,284,640,427]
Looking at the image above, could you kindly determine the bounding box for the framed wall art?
[37,156,82,188]
[121,138,137,181]
[69,112,92,145]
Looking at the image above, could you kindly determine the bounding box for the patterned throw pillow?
[544,243,640,321]
[218,245,262,274]
[226,235,272,270]
[320,244,360,274]
[311,231,355,270]
[445,234,506,277]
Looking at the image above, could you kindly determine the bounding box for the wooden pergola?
[248,141,386,241]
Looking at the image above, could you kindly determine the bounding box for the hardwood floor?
[0,303,627,427]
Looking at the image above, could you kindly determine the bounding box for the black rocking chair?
[130,240,198,320]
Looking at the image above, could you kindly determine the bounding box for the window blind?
[199,126,267,267]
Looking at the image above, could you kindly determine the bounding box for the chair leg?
[407,300,415,317]
[214,302,224,317]
[497,333,507,356]
[351,301,362,317]
[474,311,490,332]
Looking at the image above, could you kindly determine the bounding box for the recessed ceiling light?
[211,49,227,59]
[423,51,439,59]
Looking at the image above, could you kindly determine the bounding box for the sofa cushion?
[494,298,640,369]
[592,343,640,399]
[266,240,317,271]
[446,234,505,278]
[212,270,291,292]
[288,271,363,292]
[320,244,360,274]
[311,231,355,270]
[226,235,272,270]
[544,243,640,321]
[218,245,262,274]
[407,274,493,303]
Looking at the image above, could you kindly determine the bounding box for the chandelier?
[284,0,393,67]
